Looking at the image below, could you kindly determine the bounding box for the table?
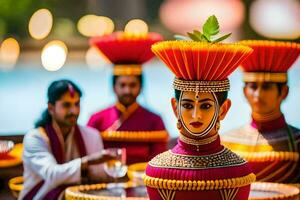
[65,182,300,200]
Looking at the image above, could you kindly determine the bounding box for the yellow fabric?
[152,41,252,54]
[101,130,169,142]
[234,151,299,162]
[113,64,142,75]
[8,176,23,191]
[243,72,287,83]
[222,141,275,152]
[127,162,147,181]
[223,141,299,162]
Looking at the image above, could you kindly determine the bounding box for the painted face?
[179,91,218,136]
[50,91,80,127]
[244,82,284,114]
[114,75,141,107]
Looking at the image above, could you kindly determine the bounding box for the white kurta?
[19,125,107,200]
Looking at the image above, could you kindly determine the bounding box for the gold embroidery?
[158,189,176,200]
[220,188,239,200]
[149,148,246,169]
[173,77,230,92]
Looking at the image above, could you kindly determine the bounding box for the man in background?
[88,31,169,164]
[20,79,115,200]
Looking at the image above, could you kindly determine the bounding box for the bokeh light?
[77,15,114,37]
[41,40,68,71]
[0,37,20,70]
[250,0,300,39]
[124,19,148,36]
[28,9,53,40]
[159,0,244,35]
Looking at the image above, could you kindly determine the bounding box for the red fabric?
[249,161,296,182]
[23,124,87,200]
[240,40,300,72]
[45,123,65,163]
[88,105,167,164]
[88,105,166,132]
[90,32,163,64]
[152,42,253,81]
[0,154,14,160]
[251,115,286,132]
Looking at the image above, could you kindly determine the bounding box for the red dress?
[145,136,255,200]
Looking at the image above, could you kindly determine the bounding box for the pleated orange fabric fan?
[152,41,253,93]
[239,40,300,83]
[90,32,163,75]
[152,41,252,81]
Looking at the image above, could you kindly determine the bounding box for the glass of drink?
[103,148,127,179]
[103,148,127,197]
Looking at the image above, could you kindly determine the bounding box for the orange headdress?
[152,41,253,93]
[90,31,163,75]
[152,15,253,138]
[239,40,300,83]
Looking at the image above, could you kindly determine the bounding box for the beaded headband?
[173,77,230,92]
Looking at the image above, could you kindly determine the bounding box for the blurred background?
[0,1,299,198]
[0,0,300,138]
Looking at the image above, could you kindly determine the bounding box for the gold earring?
[215,121,220,132]
[177,119,183,130]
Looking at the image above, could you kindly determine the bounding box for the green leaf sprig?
[174,15,231,43]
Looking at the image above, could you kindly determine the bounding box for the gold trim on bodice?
[149,148,246,169]
[144,173,256,190]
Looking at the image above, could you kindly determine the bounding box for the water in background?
[0,59,299,137]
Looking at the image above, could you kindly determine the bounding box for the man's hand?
[81,150,116,169]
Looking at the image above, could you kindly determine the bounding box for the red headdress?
[90,32,163,75]
[239,40,300,83]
